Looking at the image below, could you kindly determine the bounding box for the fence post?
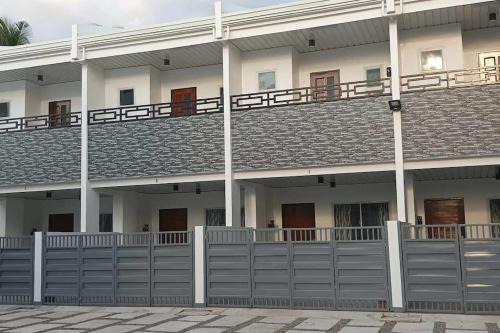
[33,232,43,304]
[386,221,404,311]
[194,226,205,307]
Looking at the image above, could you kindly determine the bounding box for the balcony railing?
[0,112,81,134]
[231,78,391,111]
[401,65,500,93]
[88,97,223,125]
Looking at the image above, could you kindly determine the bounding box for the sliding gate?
[42,232,193,306]
[205,226,390,311]
[401,224,500,314]
[0,237,33,304]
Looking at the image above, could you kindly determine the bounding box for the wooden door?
[48,100,71,128]
[48,214,74,232]
[282,203,316,241]
[310,70,340,101]
[424,199,465,239]
[159,208,188,243]
[171,88,197,117]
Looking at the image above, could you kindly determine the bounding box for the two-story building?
[0,0,499,236]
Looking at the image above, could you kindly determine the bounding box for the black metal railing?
[231,78,391,111]
[401,65,500,93]
[88,97,223,124]
[0,112,81,133]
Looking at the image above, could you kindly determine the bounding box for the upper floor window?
[258,71,276,91]
[366,68,381,85]
[0,102,9,118]
[120,89,135,106]
[421,50,443,72]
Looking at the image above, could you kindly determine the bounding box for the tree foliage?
[0,17,31,46]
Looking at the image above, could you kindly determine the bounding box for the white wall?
[399,23,464,75]
[5,198,25,236]
[161,65,222,102]
[25,82,41,117]
[39,81,82,115]
[298,42,390,86]
[462,27,500,68]
[0,81,26,119]
[415,178,500,225]
[23,199,81,234]
[150,67,162,104]
[104,66,152,107]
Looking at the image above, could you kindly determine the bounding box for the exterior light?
[386,67,392,78]
[330,176,336,188]
[46,191,52,199]
[163,57,170,66]
[173,184,179,191]
[317,176,324,184]
[196,183,201,194]
[309,38,316,47]
[496,167,500,180]
[389,100,402,111]
[489,11,497,21]
[37,74,44,82]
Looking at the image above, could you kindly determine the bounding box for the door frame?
[170,87,197,116]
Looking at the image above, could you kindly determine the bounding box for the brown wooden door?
[48,100,71,128]
[159,208,188,243]
[424,199,465,239]
[171,88,197,117]
[282,203,316,241]
[48,214,74,232]
[310,70,340,101]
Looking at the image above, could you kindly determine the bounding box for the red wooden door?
[282,203,316,241]
[171,88,197,117]
[424,199,465,239]
[48,214,74,232]
[159,208,188,243]
[310,70,340,100]
[48,100,71,128]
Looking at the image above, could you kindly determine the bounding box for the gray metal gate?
[0,237,33,304]
[43,231,193,306]
[401,224,500,314]
[205,226,390,311]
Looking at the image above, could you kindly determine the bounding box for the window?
[366,68,381,85]
[491,200,500,237]
[120,89,135,106]
[258,71,276,91]
[334,202,389,227]
[206,208,225,227]
[99,214,113,232]
[421,50,443,72]
[0,102,9,118]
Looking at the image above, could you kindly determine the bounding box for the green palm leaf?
[0,17,31,46]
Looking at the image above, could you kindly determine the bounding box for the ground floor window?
[491,199,500,237]
[334,202,389,227]
[99,214,113,232]
[206,208,225,227]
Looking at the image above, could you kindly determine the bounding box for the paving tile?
[36,311,81,319]
[446,331,486,333]
[0,318,45,328]
[446,321,487,330]
[179,315,218,322]
[7,323,64,333]
[106,312,148,320]
[287,331,326,333]
[259,316,297,324]
[186,329,225,333]
[237,322,284,333]
[0,312,47,322]
[89,324,145,333]
[53,312,111,324]
[294,318,339,331]
[205,315,256,327]
[147,320,198,332]
[392,322,434,333]
[338,326,380,333]
[67,319,120,329]
[127,313,175,325]
[42,331,85,333]
[346,319,385,327]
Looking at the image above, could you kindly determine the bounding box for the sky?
[0,0,300,43]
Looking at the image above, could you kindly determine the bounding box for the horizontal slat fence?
[0,237,33,304]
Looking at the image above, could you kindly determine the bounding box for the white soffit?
[116,181,225,194]
[0,62,81,85]
[413,165,497,181]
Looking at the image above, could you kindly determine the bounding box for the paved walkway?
[0,305,498,333]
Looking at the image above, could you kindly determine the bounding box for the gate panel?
[334,227,390,311]
[0,237,33,304]
[43,234,79,305]
[116,233,150,305]
[252,229,290,308]
[80,234,115,305]
[206,228,251,307]
[291,229,335,309]
[461,225,500,314]
[151,232,193,306]
[401,225,463,313]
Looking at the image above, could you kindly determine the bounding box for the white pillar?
[389,18,406,222]
[222,42,242,227]
[33,232,43,304]
[194,226,205,306]
[244,186,257,229]
[405,172,416,225]
[386,220,404,310]
[0,197,6,237]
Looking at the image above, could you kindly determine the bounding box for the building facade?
[0,0,499,237]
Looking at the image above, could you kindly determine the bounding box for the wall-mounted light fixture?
[389,100,402,111]
[163,56,170,66]
[386,67,392,78]
[317,176,324,184]
[173,184,179,191]
[308,33,316,48]
[489,8,497,21]
[330,176,336,188]
[496,167,500,180]
[37,74,44,82]
[196,183,201,195]
[46,191,52,199]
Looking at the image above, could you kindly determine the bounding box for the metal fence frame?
[0,237,34,304]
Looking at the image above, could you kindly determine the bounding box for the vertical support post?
[404,172,416,225]
[194,226,205,307]
[70,24,79,61]
[214,0,223,39]
[389,18,406,222]
[244,185,257,229]
[33,232,43,304]
[386,221,404,311]
[0,197,6,237]
[222,42,242,227]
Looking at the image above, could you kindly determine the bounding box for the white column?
[222,42,242,227]
[194,226,205,306]
[244,186,257,229]
[386,220,404,310]
[33,232,43,304]
[389,18,406,222]
[0,197,6,237]
[405,172,416,225]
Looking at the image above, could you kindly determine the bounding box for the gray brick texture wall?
[231,96,395,171]
[401,85,500,161]
[88,113,224,180]
[0,127,81,186]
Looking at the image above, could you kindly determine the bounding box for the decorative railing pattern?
[401,66,500,93]
[0,112,81,133]
[88,97,223,124]
[231,78,391,111]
